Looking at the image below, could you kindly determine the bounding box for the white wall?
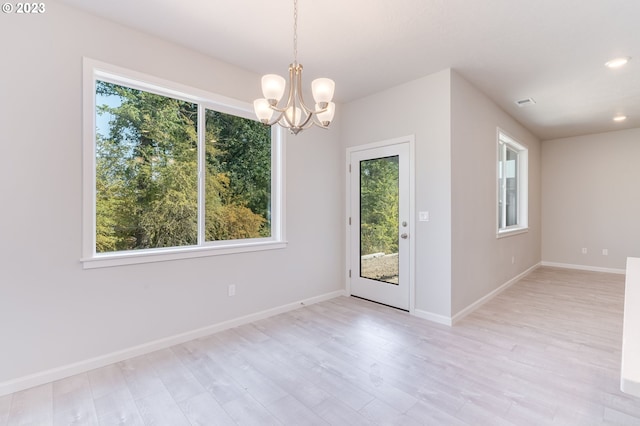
[341,70,453,318]
[450,71,541,316]
[542,128,640,271]
[0,2,343,389]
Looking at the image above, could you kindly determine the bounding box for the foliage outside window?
[359,156,399,256]
[497,130,528,236]
[83,60,283,268]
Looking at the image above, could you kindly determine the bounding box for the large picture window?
[83,59,284,268]
[497,130,528,236]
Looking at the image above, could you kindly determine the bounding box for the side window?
[497,130,528,236]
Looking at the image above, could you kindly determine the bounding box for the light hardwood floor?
[2,267,639,425]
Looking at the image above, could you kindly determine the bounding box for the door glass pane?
[360,155,399,285]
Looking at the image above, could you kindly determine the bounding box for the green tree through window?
[95,80,271,253]
[359,155,399,256]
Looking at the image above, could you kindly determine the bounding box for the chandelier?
[253,0,335,135]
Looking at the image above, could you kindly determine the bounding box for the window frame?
[82,58,286,269]
[496,128,528,238]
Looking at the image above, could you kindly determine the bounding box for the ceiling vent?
[515,98,536,107]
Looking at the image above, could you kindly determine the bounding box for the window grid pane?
[505,147,518,227]
[204,109,272,242]
[498,143,505,229]
[95,80,199,253]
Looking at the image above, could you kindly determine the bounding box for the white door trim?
[345,135,415,313]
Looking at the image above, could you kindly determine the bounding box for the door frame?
[345,135,416,314]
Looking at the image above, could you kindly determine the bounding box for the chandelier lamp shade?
[253,0,335,135]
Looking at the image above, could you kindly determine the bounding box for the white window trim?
[496,128,528,238]
[81,58,286,269]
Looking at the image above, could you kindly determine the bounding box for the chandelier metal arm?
[292,64,315,129]
[293,65,315,114]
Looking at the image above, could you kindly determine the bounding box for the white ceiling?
[58,0,639,140]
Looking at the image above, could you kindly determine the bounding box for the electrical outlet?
[511,256,515,264]
[602,249,608,256]
[581,248,588,254]
[228,284,236,297]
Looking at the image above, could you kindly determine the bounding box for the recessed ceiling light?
[613,115,627,122]
[605,57,631,68]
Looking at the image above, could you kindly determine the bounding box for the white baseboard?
[0,289,346,397]
[451,262,541,325]
[412,309,453,326]
[412,263,541,327]
[541,261,626,275]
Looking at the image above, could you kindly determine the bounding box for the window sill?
[497,227,528,239]
[81,240,288,269]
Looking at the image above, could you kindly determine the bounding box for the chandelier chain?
[293,0,298,63]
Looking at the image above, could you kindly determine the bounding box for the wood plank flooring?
[2,267,640,425]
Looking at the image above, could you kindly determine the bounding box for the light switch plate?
[419,211,429,222]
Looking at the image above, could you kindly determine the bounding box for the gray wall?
[542,128,640,270]
[341,69,542,320]
[450,71,541,316]
[0,2,343,385]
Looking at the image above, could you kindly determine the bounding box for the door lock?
[401,233,409,239]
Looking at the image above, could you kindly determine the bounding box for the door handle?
[401,233,409,239]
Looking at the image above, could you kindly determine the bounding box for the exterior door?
[349,141,411,311]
